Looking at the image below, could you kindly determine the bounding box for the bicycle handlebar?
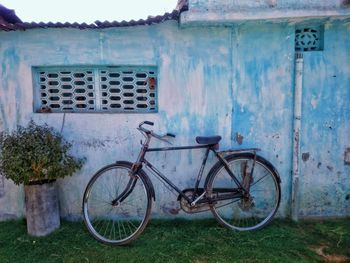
[143,121,154,126]
[138,121,176,141]
[166,133,176,138]
[138,121,153,134]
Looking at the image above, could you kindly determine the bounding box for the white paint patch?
[187,61,205,116]
[259,67,287,116]
[311,96,318,109]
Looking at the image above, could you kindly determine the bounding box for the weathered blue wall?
[0,17,349,220]
[0,22,233,219]
[230,23,295,216]
[299,22,350,217]
[181,0,350,26]
[189,0,347,10]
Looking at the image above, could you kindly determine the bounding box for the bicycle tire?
[205,153,281,231]
[82,163,152,245]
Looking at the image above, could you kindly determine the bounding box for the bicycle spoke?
[83,164,151,245]
[117,220,122,240]
[250,171,270,188]
[207,155,280,231]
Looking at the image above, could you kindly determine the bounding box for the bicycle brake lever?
[159,137,173,145]
[164,139,173,145]
[166,133,176,138]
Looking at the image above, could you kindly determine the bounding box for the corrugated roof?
[0,8,181,31]
[0,4,22,31]
[0,4,22,23]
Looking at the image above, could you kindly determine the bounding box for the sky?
[1,0,178,23]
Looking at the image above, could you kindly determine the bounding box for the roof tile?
[0,10,180,31]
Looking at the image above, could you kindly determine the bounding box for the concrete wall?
[182,0,350,26]
[299,22,350,217]
[189,0,349,10]
[0,18,349,220]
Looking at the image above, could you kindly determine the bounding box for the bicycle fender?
[115,161,156,201]
[204,152,281,189]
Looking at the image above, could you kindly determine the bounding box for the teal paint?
[298,22,350,217]
[0,46,21,131]
[230,23,295,216]
[0,13,349,219]
[189,0,346,10]
[182,0,350,26]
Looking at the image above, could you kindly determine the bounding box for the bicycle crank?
[178,188,211,214]
[238,196,255,211]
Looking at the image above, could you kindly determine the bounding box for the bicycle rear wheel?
[82,163,152,245]
[206,153,281,231]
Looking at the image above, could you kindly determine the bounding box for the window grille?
[38,69,96,112]
[99,69,157,112]
[34,66,157,113]
[295,26,324,52]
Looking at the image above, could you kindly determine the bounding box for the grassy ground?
[0,218,349,263]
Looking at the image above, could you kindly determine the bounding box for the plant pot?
[24,180,60,236]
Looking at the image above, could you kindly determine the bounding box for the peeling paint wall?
[181,0,350,27]
[230,23,295,217]
[298,22,350,217]
[0,22,232,220]
[0,17,349,220]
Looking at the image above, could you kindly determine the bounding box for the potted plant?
[0,121,84,236]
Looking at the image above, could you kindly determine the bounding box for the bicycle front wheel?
[206,153,281,231]
[82,163,152,245]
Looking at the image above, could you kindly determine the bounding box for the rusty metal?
[179,189,211,213]
[235,132,244,145]
[139,122,261,205]
[218,148,261,156]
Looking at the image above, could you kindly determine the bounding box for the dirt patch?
[311,245,349,262]
[302,152,310,162]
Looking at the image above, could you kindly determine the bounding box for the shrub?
[0,121,84,185]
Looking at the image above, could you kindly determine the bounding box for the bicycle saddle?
[196,136,221,145]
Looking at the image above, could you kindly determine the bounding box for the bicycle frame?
[144,144,213,204]
[139,143,247,204]
[112,125,258,206]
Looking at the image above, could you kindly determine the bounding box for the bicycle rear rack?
[217,148,260,195]
[218,148,261,155]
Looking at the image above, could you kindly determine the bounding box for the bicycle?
[82,121,281,245]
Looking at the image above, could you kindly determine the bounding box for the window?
[33,66,157,113]
[295,26,324,52]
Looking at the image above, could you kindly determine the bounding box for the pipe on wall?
[291,52,304,221]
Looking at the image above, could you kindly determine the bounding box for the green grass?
[0,218,349,262]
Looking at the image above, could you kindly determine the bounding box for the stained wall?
[0,16,349,219]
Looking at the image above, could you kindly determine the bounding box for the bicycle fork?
[111,174,138,206]
[111,141,149,206]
